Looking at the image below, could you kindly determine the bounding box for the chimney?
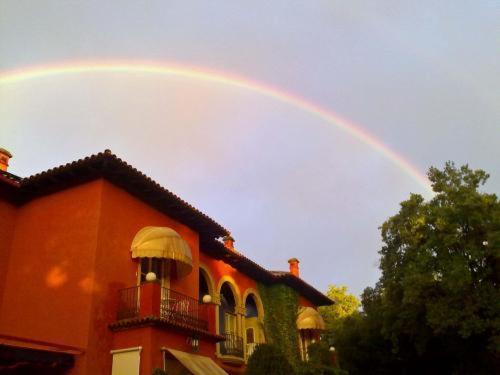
[288,258,300,277]
[223,234,235,251]
[0,148,12,172]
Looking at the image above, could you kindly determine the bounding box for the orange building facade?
[0,149,332,375]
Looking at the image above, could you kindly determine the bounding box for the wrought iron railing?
[220,332,244,358]
[160,287,209,331]
[116,285,209,332]
[117,286,139,320]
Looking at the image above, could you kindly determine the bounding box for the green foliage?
[334,163,500,374]
[319,285,360,336]
[296,342,348,375]
[321,285,361,321]
[257,282,301,368]
[245,344,296,375]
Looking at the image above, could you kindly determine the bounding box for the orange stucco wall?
[82,180,201,375]
[0,179,204,375]
[0,199,17,314]
[200,252,258,307]
[0,177,320,375]
[0,180,103,350]
[299,295,316,308]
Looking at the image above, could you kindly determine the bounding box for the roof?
[200,238,333,306]
[1,150,333,306]
[0,150,228,238]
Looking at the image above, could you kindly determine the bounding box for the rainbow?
[0,61,432,192]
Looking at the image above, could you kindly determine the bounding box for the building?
[0,148,332,375]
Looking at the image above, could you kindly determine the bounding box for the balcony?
[111,283,220,340]
[160,288,208,331]
[220,332,244,358]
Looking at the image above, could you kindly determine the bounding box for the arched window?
[198,265,215,304]
[245,295,258,318]
[219,282,243,357]
[243,292,265,359]
[199,271,210,302]
[220,283,236,334]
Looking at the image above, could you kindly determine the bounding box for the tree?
[377,162,500,373]
[319,285,361,332]
[296,341,348,375]
[332,163,500,374]
[245,344,296,375]
[319,284,361,371]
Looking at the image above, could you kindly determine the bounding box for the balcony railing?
[117,286,139,320]
[220,332,244,358]
[116,284,209,332]
[160,287,209,331]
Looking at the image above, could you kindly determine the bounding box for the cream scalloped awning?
[131,226,193,277]
[297,306,326,331]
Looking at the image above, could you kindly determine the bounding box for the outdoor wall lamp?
[187,335,200,352]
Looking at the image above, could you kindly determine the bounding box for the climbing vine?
[257,282,301,368]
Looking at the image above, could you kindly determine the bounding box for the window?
[246,328,255,344]
[111,347,141,375]
[139,258,164,283]
[224,311,237,333]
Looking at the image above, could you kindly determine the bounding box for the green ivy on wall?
[257,282,301,368]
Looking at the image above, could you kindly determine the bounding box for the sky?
[1,1,498,296]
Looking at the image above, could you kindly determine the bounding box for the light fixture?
[202,294,212,303]
[187,335,200,352]
[145,272,157,282]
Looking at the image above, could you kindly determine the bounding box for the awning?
[296,307,326,330]
[164,348,228,375]
[0,345,75,372]
[131,227,193,277]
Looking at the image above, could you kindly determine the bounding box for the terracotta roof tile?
[2,150,228,238]
[1,150,332,306]
[200,238,333,306]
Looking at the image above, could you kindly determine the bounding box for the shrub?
[296,342,348,375]
[245,344,296,375]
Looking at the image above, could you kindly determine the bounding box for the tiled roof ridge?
[1,150,332,306]
[6,149,229,238]
[200,237,333,306]
[0,170,21,186]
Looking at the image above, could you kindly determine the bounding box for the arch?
[198,263,216,301]
[216,276,242,307]
[242,288,264,320]
[217,278,244,357]
[242,288,266,359]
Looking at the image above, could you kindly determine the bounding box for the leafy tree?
[333,288,395,374]
[318,284,361,371]
[319,285,361,331]
[245,344,296,375]
[334,163,500,374]
[296,341,348,375]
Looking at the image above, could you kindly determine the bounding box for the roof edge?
[13,150,229,238]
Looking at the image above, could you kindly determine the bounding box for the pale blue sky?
[1,1,498,296]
